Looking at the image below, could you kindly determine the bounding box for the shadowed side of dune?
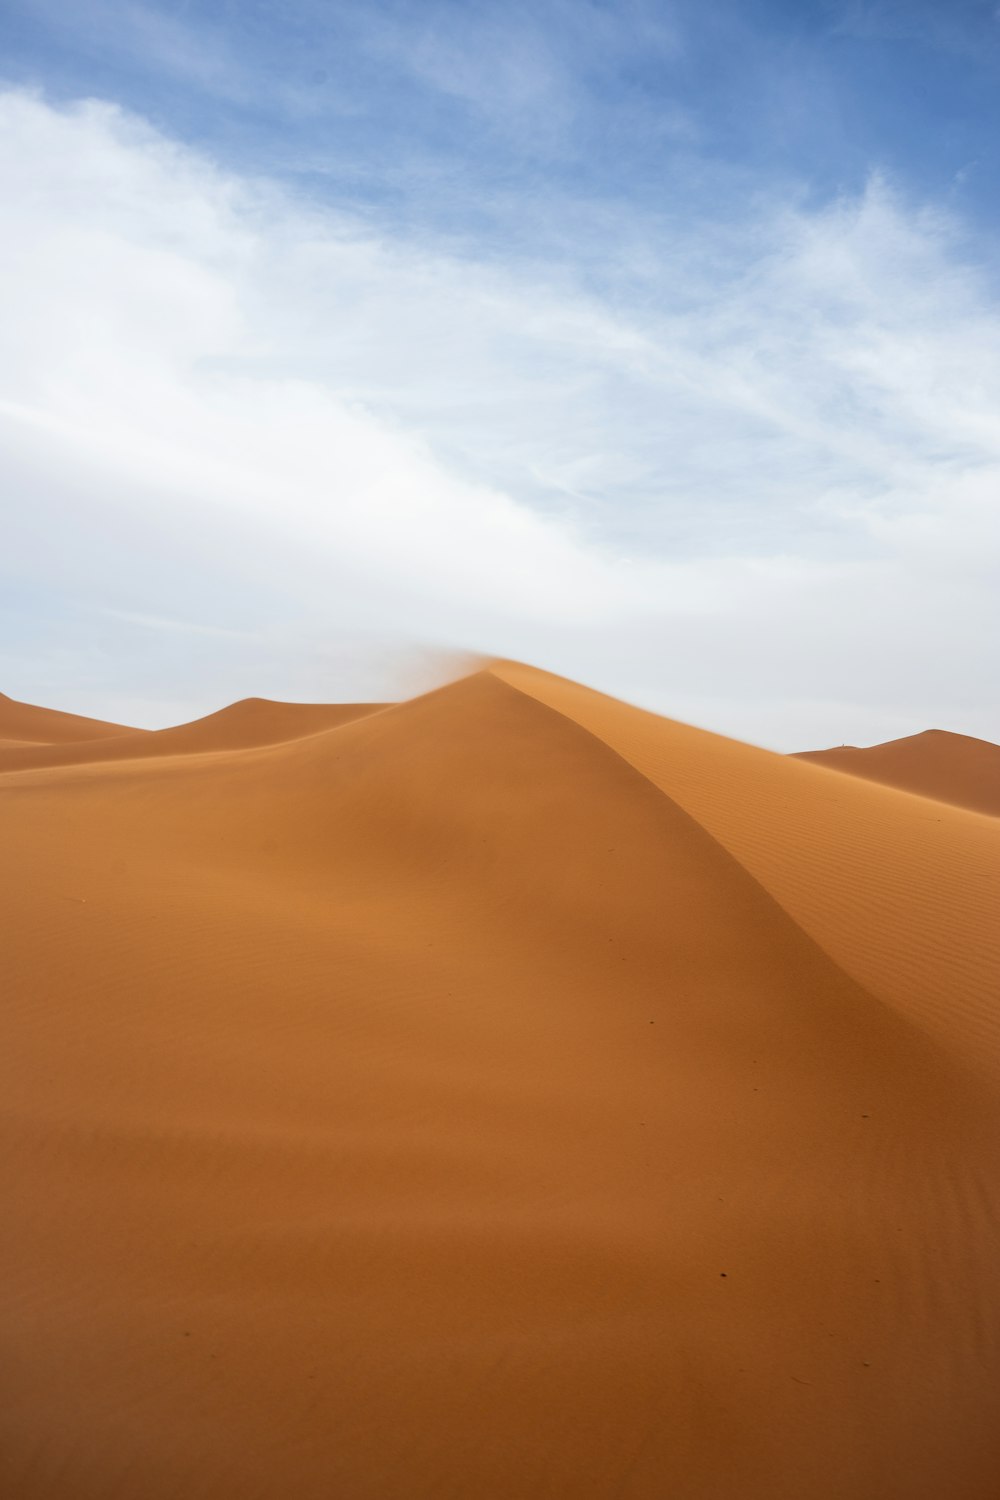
[0,691,140,745]
[494,662,1000,1076]
[3,667,1000,1499]
[0,696,388,771]
[795,728,1000,817]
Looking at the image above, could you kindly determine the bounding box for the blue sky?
[7,1,1000,224]
[2,1,999,745]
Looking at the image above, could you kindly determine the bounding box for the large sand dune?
[795,727,1000,817]
[2,664,999,1498]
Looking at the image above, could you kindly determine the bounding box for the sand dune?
[493,663,1000,1074]
[0,696,385,772]
[2,665,999,1499]
[0,689,139,745]
[795,728,1000,817]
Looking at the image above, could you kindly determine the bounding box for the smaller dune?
[0,696,387,772]
[0,691,139,746]
[795,728,1000,817]
[126,696,390,755]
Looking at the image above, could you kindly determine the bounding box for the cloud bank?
[1,87,998,747]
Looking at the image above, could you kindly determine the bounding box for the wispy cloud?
[4,0,247,95]
[100,609,258,639]
[1,87,998,747]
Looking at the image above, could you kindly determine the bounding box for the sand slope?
[0,690,138,745]
[795,728,1000,817]
[493,663,1000,1073]
[2,665,999,1499]
[0,696,385,772]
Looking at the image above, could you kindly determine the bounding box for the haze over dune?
[795,729,1000,818]
[2,663,999,1499]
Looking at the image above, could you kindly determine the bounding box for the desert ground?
[2,664,999,1498]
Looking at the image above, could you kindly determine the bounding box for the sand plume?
[2,665,999,1499]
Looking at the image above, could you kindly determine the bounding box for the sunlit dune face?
[795,729,1000,818]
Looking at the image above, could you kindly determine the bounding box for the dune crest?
[795,727,1000,817]
[493,662,1000,1075]
[0,689,139,745]
[3,664,999,1499]
[0,695,387,772]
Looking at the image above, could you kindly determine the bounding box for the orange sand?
[0,689,139,745]
[2,664,999,1499]
[0,696,384,773]
[796,728,1000,817]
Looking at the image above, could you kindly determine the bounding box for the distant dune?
[0,689,140,745]
[795,727,1000,817]
[2,664,999,1499]
[0,696,386,772]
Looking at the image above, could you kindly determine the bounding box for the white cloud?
[1,87,998,749]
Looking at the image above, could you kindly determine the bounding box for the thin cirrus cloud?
[1,82,998,750]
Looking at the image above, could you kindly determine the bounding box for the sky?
[2,0,999,748]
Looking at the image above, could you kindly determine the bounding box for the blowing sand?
[2,664,999,1498]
